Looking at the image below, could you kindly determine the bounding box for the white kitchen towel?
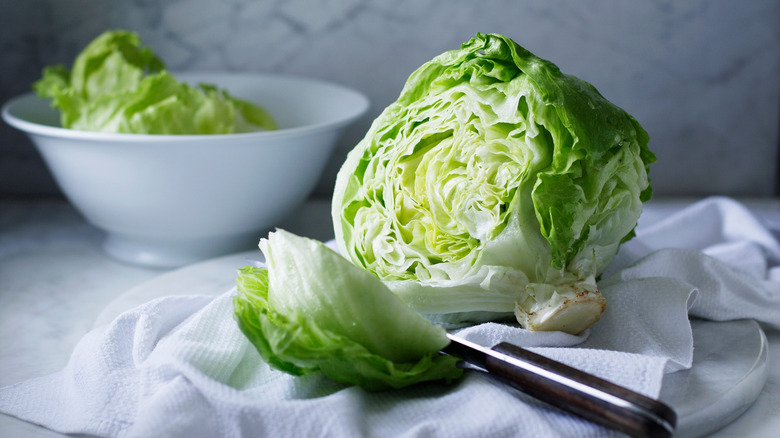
[1,196,779,437]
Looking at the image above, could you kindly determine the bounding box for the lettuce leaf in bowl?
[233,230,462,391]
[33,30,276,134]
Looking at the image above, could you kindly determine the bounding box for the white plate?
[94,251,769,437]
[659,319,767,437]
[94,250,261,327]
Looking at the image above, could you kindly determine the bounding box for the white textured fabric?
[2,197,779,437]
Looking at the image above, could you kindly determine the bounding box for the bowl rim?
[1,72,370,142]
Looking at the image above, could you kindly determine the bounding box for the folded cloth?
[2,197,779,437]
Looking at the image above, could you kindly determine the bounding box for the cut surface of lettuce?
[332,33,655,334]
[233,230,462,390]
[33,30,276,134]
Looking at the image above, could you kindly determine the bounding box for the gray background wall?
[2,0,779,199]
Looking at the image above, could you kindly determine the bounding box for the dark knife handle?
[487,342,676,438]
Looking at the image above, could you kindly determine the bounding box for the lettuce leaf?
[233,230,462,390]
[33,30,275,134]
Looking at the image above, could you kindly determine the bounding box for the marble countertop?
[1,198,779,437]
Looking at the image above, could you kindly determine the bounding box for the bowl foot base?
[102,231,261,269]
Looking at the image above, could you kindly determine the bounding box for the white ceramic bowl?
[2,73,369,268]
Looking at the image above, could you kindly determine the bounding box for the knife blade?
[441,334,676,438]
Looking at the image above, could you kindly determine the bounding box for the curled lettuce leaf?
[33,30,276,134]
[233,230,462,390]
[332,33,654,334]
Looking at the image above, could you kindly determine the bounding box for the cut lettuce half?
[233,230,462,390]
[33,30,276,134]
[332,33,655,334]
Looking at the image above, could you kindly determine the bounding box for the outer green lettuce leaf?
[233,230,461,390]
[33,30,276,134]
[332,33,654,333]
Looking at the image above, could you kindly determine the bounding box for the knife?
[441,334,677,438]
